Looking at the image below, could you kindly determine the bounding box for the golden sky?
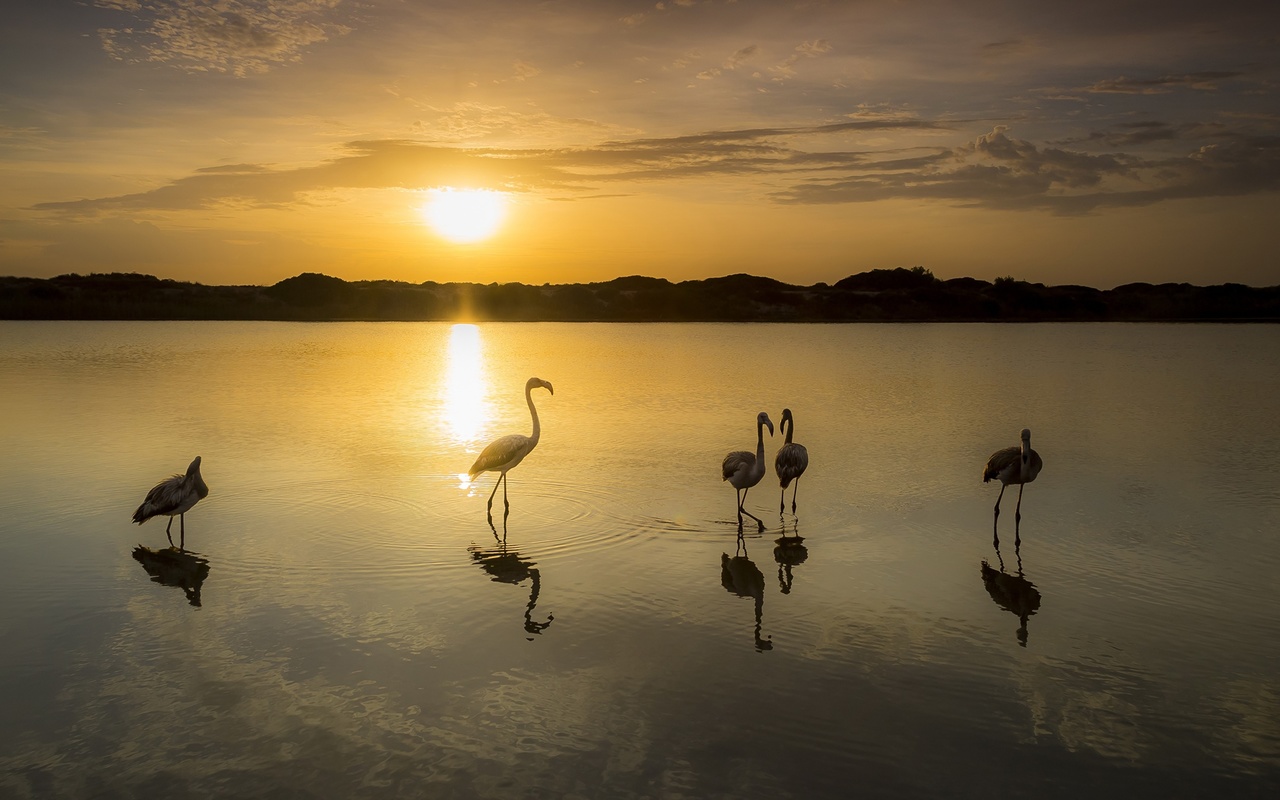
[2,0,1278,287]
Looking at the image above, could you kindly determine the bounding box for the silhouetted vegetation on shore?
[2,267,1278,321]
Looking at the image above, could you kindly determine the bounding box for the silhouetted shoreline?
[2,268,1278,322]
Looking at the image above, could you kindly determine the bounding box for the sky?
[1,0,1278,288]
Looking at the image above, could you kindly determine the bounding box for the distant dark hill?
[1,269,1278,322]
[834,266,937,292]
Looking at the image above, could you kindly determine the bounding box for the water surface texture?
[1,321,1278,798]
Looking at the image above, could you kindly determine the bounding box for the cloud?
[769,39,831,81]
[511,61,541,82]
[411,103,622,145]
[723,45,757,70]
[1073,121,1232,148]
[28,121,1280,219]
[27,120,937,216]
[775,126,1280,215]
[94,0,352,77]
[1082,71,1244,95]
[795,39,831,58]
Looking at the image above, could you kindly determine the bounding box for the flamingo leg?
[503,472,509,510]
[737,487,764,528]
[779,488,785,515]
[180,513,185,552]
[486,473,502,510]
[165,516,175,547]
[791,480,800,514]
[993,483,1007,547]
[1014,484,1025,546]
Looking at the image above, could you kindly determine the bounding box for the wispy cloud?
[722,45,757,70]
[512,61,542,82]
[769,39,831,81]
[1067,121,1232,148]
[94,0,353,77]
[1082,71,1244,94]
[33,117,1277,219]
[775,126,1280,215]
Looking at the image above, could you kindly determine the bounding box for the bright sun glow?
[422,188,507,243]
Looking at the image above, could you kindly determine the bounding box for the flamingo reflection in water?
[132,545,210,607]
[132,456,209,550]
[983,428,1043,547]
[722,411,773,531]
[775,408,809,515]
[468,377,553,522]
[721,535,773,652]
[980,540,1042,647]
[469,518,553,638]
[772,519,808,594]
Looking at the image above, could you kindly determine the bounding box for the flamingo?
[774,408,809,514]
[132,456,209,550]
[469,377,553,519]
[722,411,773,527]
[983,428,1043,545]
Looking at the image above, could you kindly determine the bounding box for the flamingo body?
[984,428,1043,544]
[774,408,809,513]
[723,411,773,525]
[470,377,553,517]
[132,456,208,548]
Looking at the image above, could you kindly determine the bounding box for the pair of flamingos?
[722,410,809,528]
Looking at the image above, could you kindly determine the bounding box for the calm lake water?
[1,321,1278,799]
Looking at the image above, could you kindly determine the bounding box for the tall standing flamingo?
[132,456,209,550]
[774,408,809,514]
[469,377,554,519]
[983,428,1043,545]
[722,411,773,527]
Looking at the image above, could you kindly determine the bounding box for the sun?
[421,188,507,243]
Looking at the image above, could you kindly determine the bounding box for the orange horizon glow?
[3,3,1279,288]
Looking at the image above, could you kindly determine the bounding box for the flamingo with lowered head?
[469,377,554,518]
[132,456,209,550]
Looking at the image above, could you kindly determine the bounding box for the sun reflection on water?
[444,324,489,452]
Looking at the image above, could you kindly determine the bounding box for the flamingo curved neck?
[527,384,541,446]
[756,420,767,460]
[783,417,794,445]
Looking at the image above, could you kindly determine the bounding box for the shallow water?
[1,321,1279,798]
